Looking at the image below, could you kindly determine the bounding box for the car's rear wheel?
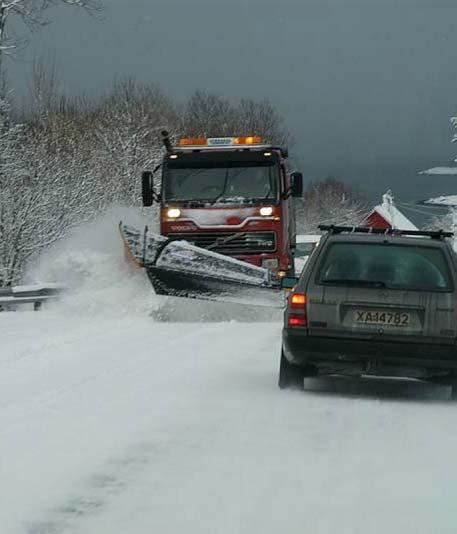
[278,349,315,389]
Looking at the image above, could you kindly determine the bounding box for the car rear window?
[317,242,453,292]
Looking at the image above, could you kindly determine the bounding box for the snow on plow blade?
[119,223,283,308]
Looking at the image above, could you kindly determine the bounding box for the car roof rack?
[318,225,454,240]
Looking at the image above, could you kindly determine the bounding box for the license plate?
[355,310,410,327]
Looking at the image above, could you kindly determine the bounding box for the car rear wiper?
[321,278,386,288]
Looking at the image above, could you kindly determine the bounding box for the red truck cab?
[142,135,302,276]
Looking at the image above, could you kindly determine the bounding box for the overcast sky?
[7,0,457,204]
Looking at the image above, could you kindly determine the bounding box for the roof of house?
[368,193,418,231]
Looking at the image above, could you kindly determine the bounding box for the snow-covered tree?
[426,207,457,232]
[92,79,178,205]
[423,206,457,251]
[0,93,25,285]
[296,177,368,234]
[0,95,99,286]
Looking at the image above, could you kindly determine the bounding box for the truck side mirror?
[142,171,154,206]
[290,172,303,198]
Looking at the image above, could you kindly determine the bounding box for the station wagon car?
[280,225,457,393]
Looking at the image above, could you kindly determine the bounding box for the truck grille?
[167,232,276,254]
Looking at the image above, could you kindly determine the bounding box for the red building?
[363,192,418,231]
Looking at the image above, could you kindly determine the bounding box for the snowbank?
[423,195,457,206]
[420,167,457,175]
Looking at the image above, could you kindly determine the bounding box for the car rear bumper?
[283,329,457,378]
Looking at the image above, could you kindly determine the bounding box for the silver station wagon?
[280,225,457,393]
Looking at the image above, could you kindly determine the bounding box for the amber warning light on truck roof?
[179,136,263,147]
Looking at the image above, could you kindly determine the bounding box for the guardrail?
[0,285,64,311]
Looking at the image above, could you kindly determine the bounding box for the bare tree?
[180,90,289,145]
[237,98,290,145]
[180,90,236,138]
[26,53,61,119]
[0,0,103,77]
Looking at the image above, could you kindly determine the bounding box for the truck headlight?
[262,258,279,270]
[260,206,273,216]
[167,208,181,218]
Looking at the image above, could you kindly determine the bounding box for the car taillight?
[288,315,307,327]
[290,293,306,308]
[287,292,307,328]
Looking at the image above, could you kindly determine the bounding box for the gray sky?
[8,0,457,204]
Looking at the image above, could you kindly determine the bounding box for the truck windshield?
[164,164,279,204]
[318,242,453,292]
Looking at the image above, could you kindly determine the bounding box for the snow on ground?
[424,195,457,207]
[420,167,457,175]
[2,309,457,534]
[2,209,457,533]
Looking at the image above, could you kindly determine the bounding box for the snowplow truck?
[120,132,302,306]
[142,133,302,276]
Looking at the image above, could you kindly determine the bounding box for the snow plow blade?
[119,222,283,308]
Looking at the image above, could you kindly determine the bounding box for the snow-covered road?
[1,309,457,534]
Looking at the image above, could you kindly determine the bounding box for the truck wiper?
[322,278,386,288]
[209,168,230,205]
[208,194,224,205]
[169,199,206,207]
[208,197,256,205]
